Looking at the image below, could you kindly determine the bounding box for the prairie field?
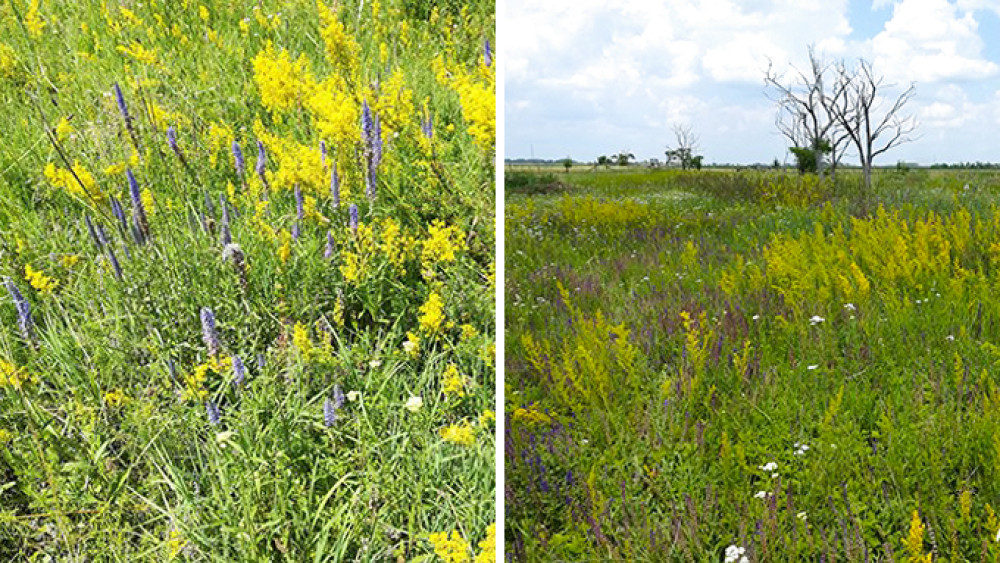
[0,0,494,561]
[505,167,1000,561]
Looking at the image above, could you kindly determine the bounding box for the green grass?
[0,1,494,561]
[506,167,1000,561]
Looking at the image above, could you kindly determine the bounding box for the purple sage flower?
[333,384,345,409]
[232,140,245,177]
[330,163,340,209]
[85,215,102,250]
[421,112,433,140]
[320,140,327,169]
[323,397,337,427]
[200,307,221,357]
[206,400,221,425]
[255,141,266,179]
[291,222,300,241]
[294,185,304,221]
[324,231,335,259]
[126,169,149,238]
[484,38,492,67]
[5,280,36,344]
[361,100,374,148]
[111,197,128,234]
[232,355,245,387]
[113,83,129,119]
[348,204,359,235]
[166,126,179,153]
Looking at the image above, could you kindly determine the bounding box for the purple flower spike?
[85,215,102,250]
[291,222,300,241]
[200,307,221,357]
[232,140,245,177]
[348,204,359,235]
[113,83,129,119]
[206,400,221,425]
[324,231,335,259]
[421,112,433,140]
[361,100,374,147]
[323,397,337,427]
[484,38,492,68]
[166,127,178,151]
[232,355,245,387]
[255,141,266,178]
[5,280,36,344]
[126,168,149,239]
[333,384,345,409]
[294,184,304,221]
[320,140,327,169]
[330,162,340,208]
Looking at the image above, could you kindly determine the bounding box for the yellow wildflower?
[277,229,292,264]
[421,221,464,277]
[117,41,160,67]
[206,122,234,166]
[60,255,80,268]
[441,363,466,397]
[403,331,420,358]
[167,528,187,559]
[252,42,315,113]
[317,1,360,77]
[55,117,73,141]
[306,76,360,147]
[419,292,445,333]
[460,324,478,341]
[0,43,18,80]
[901,510,931,563]
[103,388,130,407]
[182,356,232,401]
[0,429,12,445]
[427,530,471,563]
[0,359,36,389]
[141,188,156,216]
[474,524,496,563]
[292,322,312,356]
[25,264,58,293]
[478,410,495,427]
[440,420,475,446]
[24,0,45,37]
[44,161,104,203]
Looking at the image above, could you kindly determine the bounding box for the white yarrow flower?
[809,315,825,325]
[759,462,777,472]
[346,390,361,402]
[404,396,423,412]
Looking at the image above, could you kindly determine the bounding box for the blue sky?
[505,0,1000,165]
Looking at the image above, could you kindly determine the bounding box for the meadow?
[505,167,1000,561]
[0,0,494,560]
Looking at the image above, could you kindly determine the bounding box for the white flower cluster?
[724,544,749,563]
[794,442,810,456]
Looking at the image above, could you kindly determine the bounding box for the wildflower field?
[506,168,1000,561]
[0,0,494,560]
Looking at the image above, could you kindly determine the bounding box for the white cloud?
[871,0,998,83]
[506,0,1000,163]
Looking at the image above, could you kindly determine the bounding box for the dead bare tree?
[830,59,917,190]
[666,124,702,170]
[764,46,851,179]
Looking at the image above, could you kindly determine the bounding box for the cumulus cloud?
[505,0,1000,163]
[871,0,998,83]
